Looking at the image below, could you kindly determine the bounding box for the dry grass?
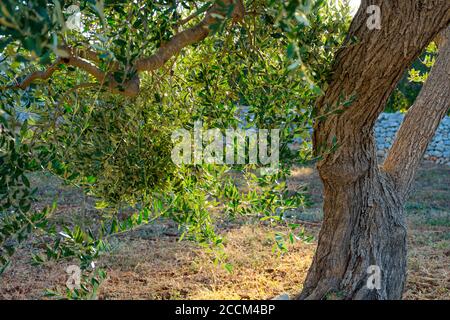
[100,224,318,300]
[0,162,448,300]
[404,227,450,299]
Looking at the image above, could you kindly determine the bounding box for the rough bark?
[298,0,450,300]
[384,27,450,198]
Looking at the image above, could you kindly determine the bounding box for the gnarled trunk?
[301,157,407,299]
[298,1,450,300]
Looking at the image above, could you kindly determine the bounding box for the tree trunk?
[297,1,450,300]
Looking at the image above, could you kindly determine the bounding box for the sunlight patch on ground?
[100,224,318,300]
[291,167,314,178]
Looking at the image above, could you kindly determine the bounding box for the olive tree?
[1,0,449,299]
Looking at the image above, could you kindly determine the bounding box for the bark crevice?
[299,1,449,300]
[383,27,450,198]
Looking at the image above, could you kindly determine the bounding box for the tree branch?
[135,0,244,72]
[8,55,139,97]
[64,56,140,96]
[383,27,450,197]
[8,0,245,97]
[12,58,63,89]
[176,4,213,28]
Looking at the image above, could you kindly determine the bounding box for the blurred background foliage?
[385,42,438,114]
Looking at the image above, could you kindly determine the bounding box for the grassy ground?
[0,162,448,300]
